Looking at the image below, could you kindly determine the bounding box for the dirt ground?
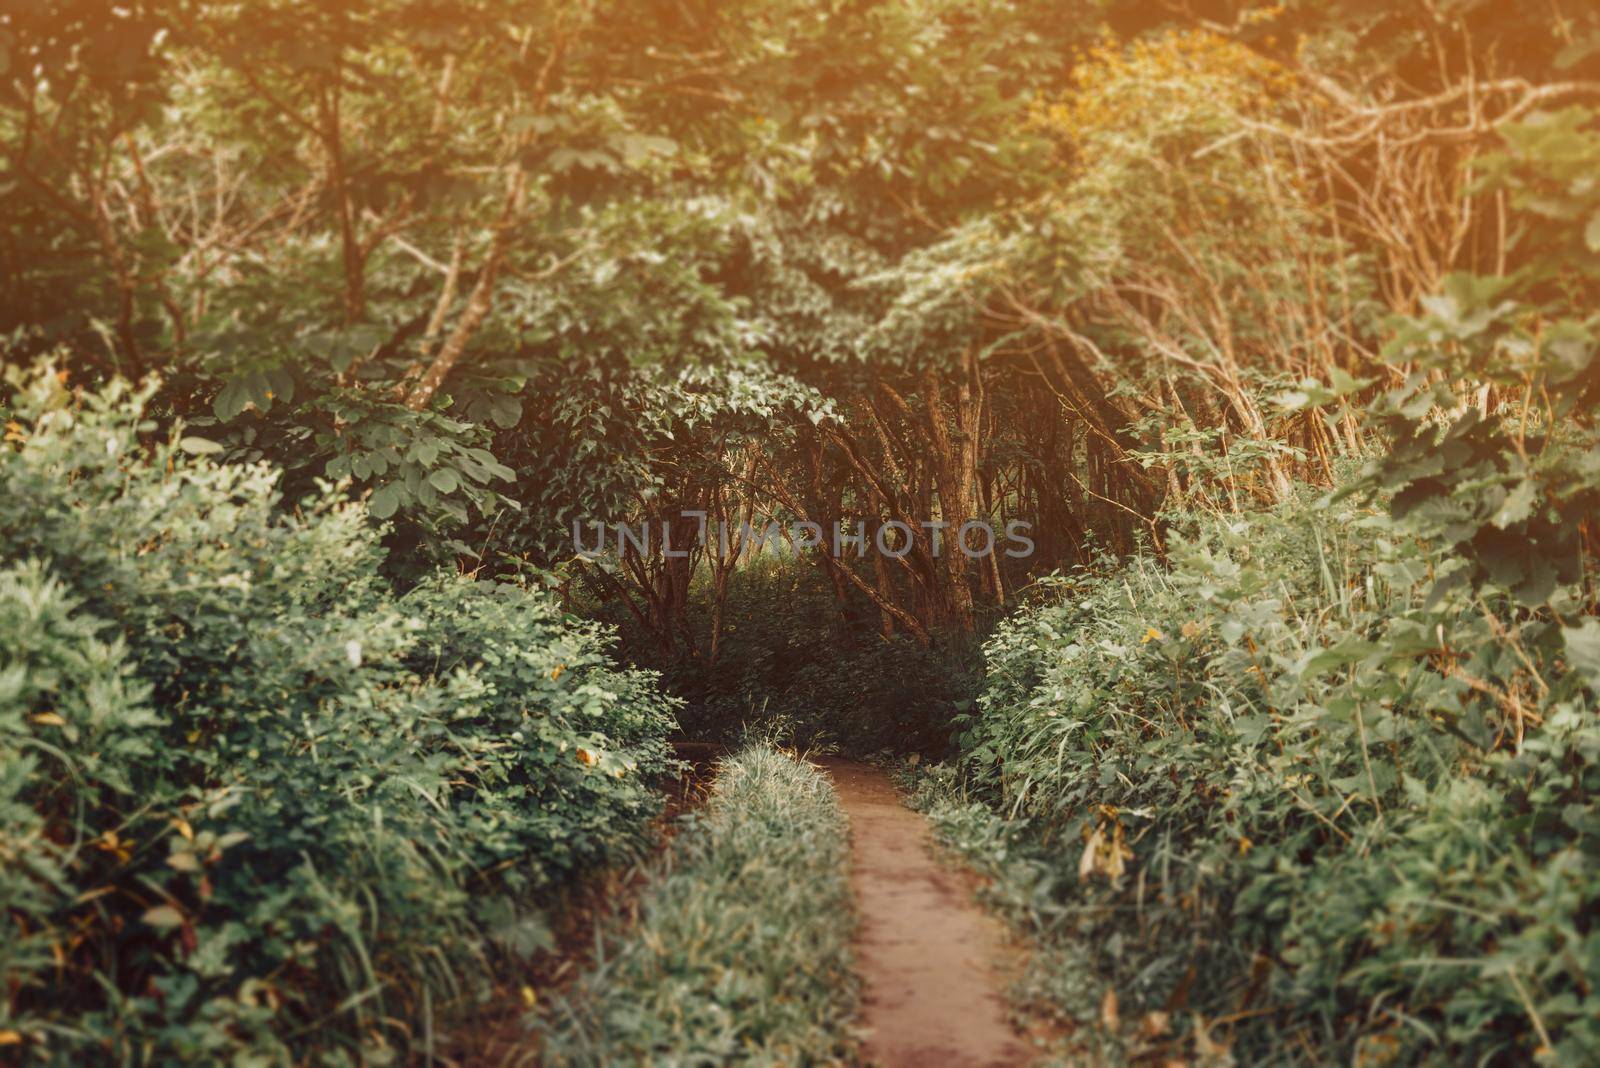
[817,758,1033,1068]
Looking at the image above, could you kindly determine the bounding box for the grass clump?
[541,744,858,1065]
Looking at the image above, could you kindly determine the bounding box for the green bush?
[0,364,678,1062]
[916,490,1600,1064]
[540,744,858,1065]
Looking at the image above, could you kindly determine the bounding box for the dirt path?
[817,759,1032,1067]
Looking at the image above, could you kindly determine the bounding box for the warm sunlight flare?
[4,0,1600,1063]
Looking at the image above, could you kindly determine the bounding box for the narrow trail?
[817,759,1032,1068]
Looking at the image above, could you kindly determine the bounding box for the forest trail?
[816,759,1032,1067]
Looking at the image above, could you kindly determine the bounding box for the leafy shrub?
[915,489,1600,1064]
[1356,108,1600,611]
[0,364,678,1062]
[540,744,858,1064]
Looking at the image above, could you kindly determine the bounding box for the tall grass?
[911,490,1600,1064]
[540,745,859,1065]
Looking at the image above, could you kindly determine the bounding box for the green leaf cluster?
[0,363,678,1061]
[914,490,1600,1063]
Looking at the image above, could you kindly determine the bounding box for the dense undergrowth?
[910,489,1600,1064]
[0,367,678,1062]
[599,557,979,755]
[539,744,857,1065]
[5,3,1600,1062]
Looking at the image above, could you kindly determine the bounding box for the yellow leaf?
[1078,826,1103,881]
[172,817,194,841]
[0,1028,22,1046]
[1238,836,1253,855]
[167,851,201,873]
[519,985,538,1009]
[1105,830,1131,879]
[550,664,565,681]
[1192,1015,1230,1058]
[1101,988,1121,1032]
[30,711,66,727]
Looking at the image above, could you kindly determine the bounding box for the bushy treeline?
[916,486,1600,1063]
[0,366,677,1062]
[7,0,1597,668]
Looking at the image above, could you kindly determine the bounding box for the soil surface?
[817,759,1033,1067]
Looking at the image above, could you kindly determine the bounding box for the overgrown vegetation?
[6,0,1600,1060]
[912,486,1600,1062]
[539,744,857,1065]
[901,64,1600,1063]
[0,366,676,1061]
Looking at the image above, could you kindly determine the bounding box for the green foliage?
[915,490,1600,1063]
[901,99,1600,1067]
[0,364,677,1061]
[1,0,1115,581]
[6,3,1600,1058]
[1357,108,1600,609]
[490,361,836,568]
[540,744,858,1065]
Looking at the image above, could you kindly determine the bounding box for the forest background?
[4,0,1600,1062]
